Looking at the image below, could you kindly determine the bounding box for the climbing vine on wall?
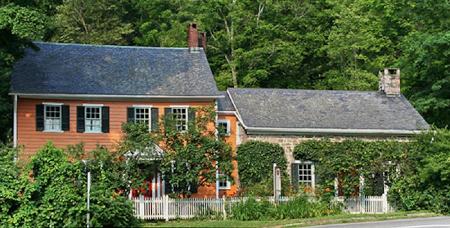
[293,138,407,197]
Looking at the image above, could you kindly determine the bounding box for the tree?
[117,105,233,197]
[0,3,47,142]
[51,0,134,44]
[400,32,450,127]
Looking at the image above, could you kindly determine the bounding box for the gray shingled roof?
[10,42,220,97]
[217,91,235,111]
[227,88,429,131]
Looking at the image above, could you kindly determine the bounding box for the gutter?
[245,127,423,136]
[9,92,224,99]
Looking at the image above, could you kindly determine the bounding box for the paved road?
[309,216,450,228]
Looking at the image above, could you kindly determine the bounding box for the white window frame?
[170,106,189,132]
[294,160,315,188]
[133,106,152,132]
[217,119,231,136]
[43,104,62,132]
[218,174,231,190]
[84,106,102,133]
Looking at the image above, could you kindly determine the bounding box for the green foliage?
[0,3,47,142]
[293,128,450,213]
[157,105,233,197]
[236,141,287,192]
[0,142,139,227]
[294,138,405,197]
[118,105,233,197]
[400,32,450,127]
[230,196,342,221]
[0,142,20,224]
[51,0,134,44]
[389,128,450,213]
[231,198,274,221]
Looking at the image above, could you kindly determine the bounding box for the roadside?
[309,216,450,228]
[143,211,439,227]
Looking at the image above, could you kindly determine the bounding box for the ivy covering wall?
[236,141,288,196]
[292,128,450,213]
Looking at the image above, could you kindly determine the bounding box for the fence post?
[222,195,227,220]
[382,193,388,213]
[139,195,144,219]
[163,195,169,221]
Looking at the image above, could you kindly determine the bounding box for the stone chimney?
[187,23,206,53]
[379,68,400,96]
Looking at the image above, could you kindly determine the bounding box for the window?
[217,119,230,136]
[44,105,61,131]
[85,107,101,133]
[171,107,188,131]
[134,107,151,131]
[218,174,231,190]
[298,161,315,187]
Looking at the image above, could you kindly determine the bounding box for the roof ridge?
[227,87,382,94]
[33,41,196,51]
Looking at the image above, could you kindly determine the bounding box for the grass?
[142,211,438,227]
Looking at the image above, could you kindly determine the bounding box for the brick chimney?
[187,23,206,53]
[187,23,198,51]
[379,68,400,96]
[199,32,206,52]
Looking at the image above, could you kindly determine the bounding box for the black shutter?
[164,108,173,130]
[77,106,85,133]
[36,104,44,131]
[291,163,299,190]
[188,108,195,124]
[164,107,172,116]
[127,107,135,123]
[164,176,172,194]
[314,163,320,186]
[101,106,109,133]
[151,108,159,132]
[61,105,70,131]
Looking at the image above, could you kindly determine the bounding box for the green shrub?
[237,141,287,192]
[389,129,450,214]
[230,196,342,221]
[1,142,139,227]
[231,198,274,220]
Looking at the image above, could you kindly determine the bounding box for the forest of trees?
[1,0,449,141]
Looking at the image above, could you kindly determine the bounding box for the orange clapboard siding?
[192,113,239,197]
[17,98,240,197]
[17,98,215,160]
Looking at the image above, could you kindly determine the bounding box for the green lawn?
[143,211,438,227]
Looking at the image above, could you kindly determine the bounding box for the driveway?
[309,216,450,228]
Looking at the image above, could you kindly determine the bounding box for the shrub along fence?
[131,195,392,221]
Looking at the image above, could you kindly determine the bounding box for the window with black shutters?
[85,106,102,133]
[44,105,61,131]
[134,107,151,131]
[171,107,188,131]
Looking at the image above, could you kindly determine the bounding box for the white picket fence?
[335,195,394,214]
[131,195,392,221]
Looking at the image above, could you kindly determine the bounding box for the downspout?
[214,99,219,199]
[13,94,18,148]
[11,95,18,162]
